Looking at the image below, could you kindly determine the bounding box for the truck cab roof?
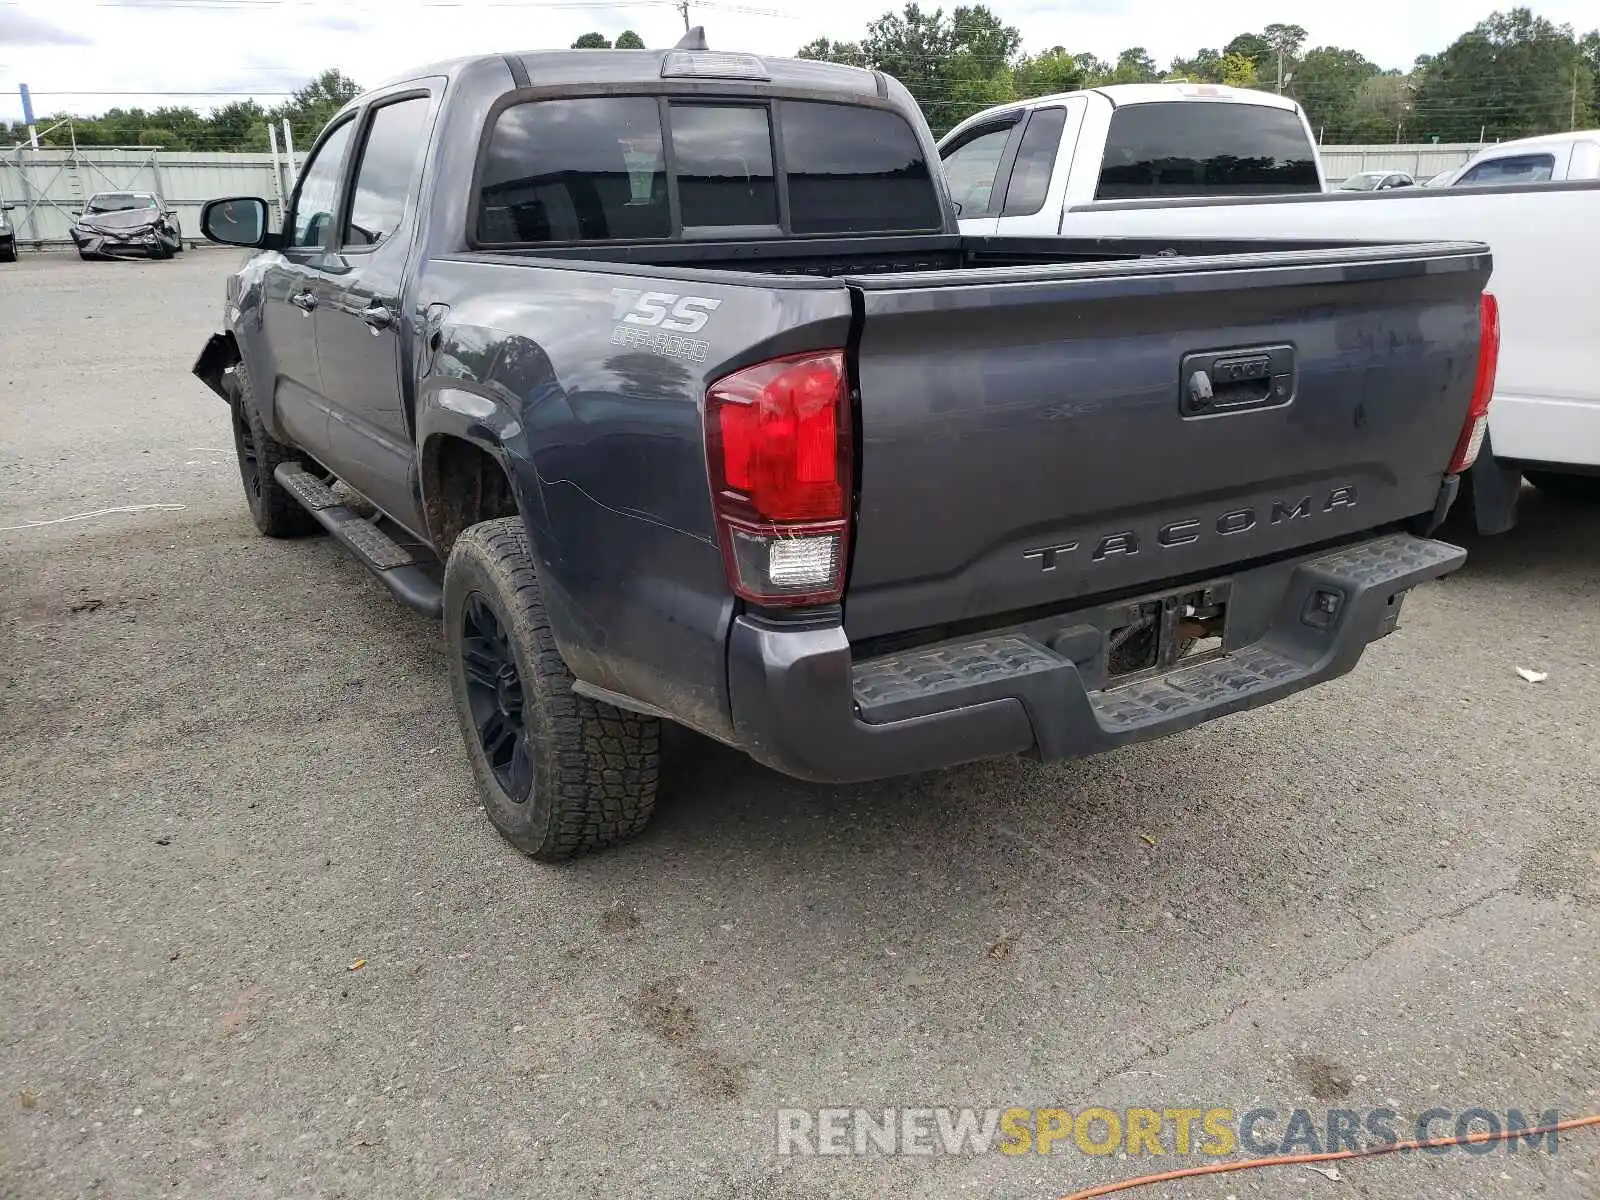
[368,48,886,102]
[1463,129,1600,152]
[940,82,1306,145]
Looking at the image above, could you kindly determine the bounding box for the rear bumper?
[728,533,1466,783]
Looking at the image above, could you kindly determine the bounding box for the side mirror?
[201,196,269,248]
[71,210,82,217]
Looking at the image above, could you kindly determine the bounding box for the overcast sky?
[1,0,1595,125]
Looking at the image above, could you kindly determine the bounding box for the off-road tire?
[443,518,661,861]
[1525,470,1600,503]
[230,362,320,538]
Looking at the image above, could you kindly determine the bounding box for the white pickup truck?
[939,86,1600,528]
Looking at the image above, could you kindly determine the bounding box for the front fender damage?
[193,332,239,403]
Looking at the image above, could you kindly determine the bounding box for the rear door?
[840,243,1491,640]
[260,116,356,451]
[991,99,1085,237]
[313,87,440,530]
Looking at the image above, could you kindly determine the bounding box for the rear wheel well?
[422,436,520,557]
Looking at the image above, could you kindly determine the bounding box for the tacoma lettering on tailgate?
[1024,487,1358,571]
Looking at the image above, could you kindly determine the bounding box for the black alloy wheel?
[233,402,262,506]
[460,591,535,801]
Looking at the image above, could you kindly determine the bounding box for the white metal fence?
[1,143,1491,251]
[1317,143,1485,182]
[1,147,286,249]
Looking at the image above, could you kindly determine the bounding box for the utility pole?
[1572,63,1580,131]
[281,118,296,182]
[1276,50,1283,94]
[677,0,690,31]
[20,83,39,150]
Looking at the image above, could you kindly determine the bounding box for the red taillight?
[1449,292,1500,474]
[705,350,851,606]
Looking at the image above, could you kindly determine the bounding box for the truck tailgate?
[842,242,1491,641]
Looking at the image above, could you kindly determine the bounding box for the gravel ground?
[2,250,1597,1200]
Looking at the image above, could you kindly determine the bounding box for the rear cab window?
[671,104,778,231]
[477,97,670,243]
[1095,102,1320,200]
[778,102,943,234]
[474,95,942,245]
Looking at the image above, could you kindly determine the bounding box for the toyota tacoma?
[191,37,1497,859]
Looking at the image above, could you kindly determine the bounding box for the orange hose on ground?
[1055,1112,1600,1200]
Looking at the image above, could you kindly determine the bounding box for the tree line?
[6,8,1597,153]
[799,4,1598,141]
[3,69,362,155]
[0,33,640,153]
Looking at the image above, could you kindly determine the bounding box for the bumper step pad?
[850,533,1466,755]
[1298,532,1465,586]
[853,636,1060,724]
[274,464,442,617]
[1090,643,1300,731]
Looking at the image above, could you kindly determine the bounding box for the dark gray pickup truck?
[192,38,1498,859]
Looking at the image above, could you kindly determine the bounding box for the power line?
[21,90,298,96]
[0,0,675,4]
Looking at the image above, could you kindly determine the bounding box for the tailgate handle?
[1181,345,1295,417]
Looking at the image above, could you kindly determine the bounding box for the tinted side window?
[1096,103,1320,200]
[290,120,354,248]
[1456,154,1555,186]
[779,101,943,233]
[345,97,431,248]
[477,97,670,244]
[1003,108,1067,216]
[940,125,1012,217]
[670,104,777,229]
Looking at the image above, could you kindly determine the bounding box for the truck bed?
[436,230,1488,672]
[480,231,1385,277]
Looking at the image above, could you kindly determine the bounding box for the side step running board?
[274,463,443,618]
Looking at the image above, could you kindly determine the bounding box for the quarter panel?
[414,255,854,739]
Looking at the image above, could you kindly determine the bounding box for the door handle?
[1179,345,1295,416]
[361,302,394,332]
[290,289,318,314]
